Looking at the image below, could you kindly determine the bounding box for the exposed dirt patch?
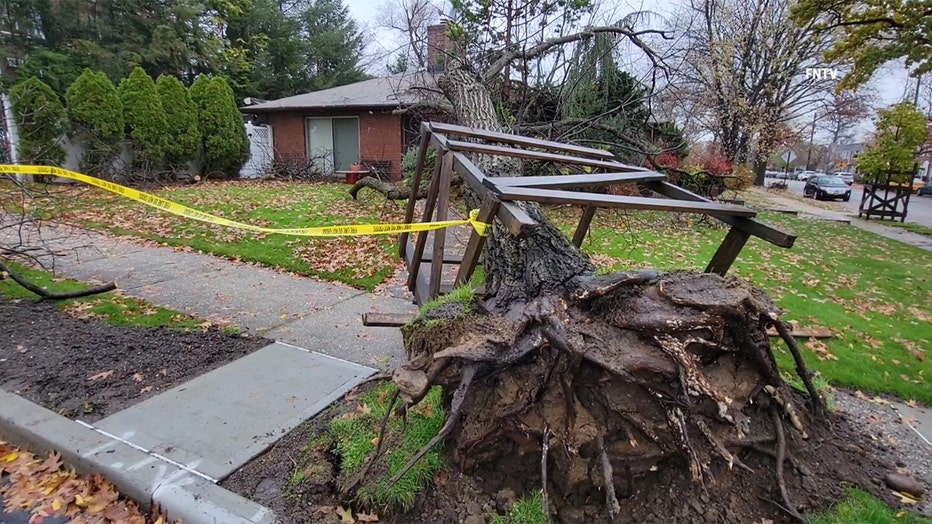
[223,380,929,524]
[0,296,267,421]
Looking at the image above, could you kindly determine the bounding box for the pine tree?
[302,0,369,90]
[190,76,250,178]
[156,75,201,169]
[65,69,124,175]
[119,67,168,169]
[9,77,68,165]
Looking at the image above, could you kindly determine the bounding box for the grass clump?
[492,491,548,524]
[327,382,446,514]
[417,283,475,317]
[0,261,207,330]
[811,489,932,524]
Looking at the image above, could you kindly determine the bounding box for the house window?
[306,117,360,173]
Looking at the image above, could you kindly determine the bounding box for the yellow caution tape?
[0,165,489,237]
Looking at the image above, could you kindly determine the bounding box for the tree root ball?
[387,270,877,522]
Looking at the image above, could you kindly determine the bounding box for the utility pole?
[804,112,817,171]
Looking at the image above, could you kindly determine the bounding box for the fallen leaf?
[345,387,359,401]
[158,368,168,376]
[16,344,27,353]
[357,403,372,415]
[906,399,919,408]
[370,437,380,447]
[140,386,154,394]
[336,505,356,523]
[87,370,114,382]
[894,490,919,505]
[131,373,145,382]
[357,511,379,522]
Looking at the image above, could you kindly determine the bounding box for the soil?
[223,382,931,524]
[0,295,267,421]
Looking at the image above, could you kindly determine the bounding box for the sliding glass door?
[306,116,360,173]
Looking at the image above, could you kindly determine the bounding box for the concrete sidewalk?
[758,192,932,252]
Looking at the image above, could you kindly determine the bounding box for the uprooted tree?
[333,5,880,523]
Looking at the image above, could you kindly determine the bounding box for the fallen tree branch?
[0,260,116,301]
[348,176,427,201]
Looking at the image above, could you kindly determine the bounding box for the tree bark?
[348,176,427,201]
[438,66,595,308]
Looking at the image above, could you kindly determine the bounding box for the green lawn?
[0,261,208,329]
[17,180,406,291]
[547,206,932,404]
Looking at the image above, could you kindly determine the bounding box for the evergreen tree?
[301,0,369,90]
[156,75,201,168]
[191,76,250,178]
[9,77,68,165]
[65,69,124,175]
[119,67,168,168]
[226,0,310,99]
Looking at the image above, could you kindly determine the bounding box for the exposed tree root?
[772,407,805,522]
[343,271,827,521]
[771,316,826,415]
[541,429,552,524]
[0,260,116,301]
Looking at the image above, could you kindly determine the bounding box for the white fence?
[241,123,274,178]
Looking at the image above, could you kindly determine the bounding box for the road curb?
[0,388,276,524]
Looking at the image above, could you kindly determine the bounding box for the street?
[768,179,932,228]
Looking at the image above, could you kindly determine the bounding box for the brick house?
[241,24,450,181]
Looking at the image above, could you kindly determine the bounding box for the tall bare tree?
[375,0,442,72]
[667,0,837,183]
[816,87,875,145]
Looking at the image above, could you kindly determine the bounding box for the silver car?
[832,172,855,185]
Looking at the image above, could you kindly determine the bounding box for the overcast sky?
[342,0,923,141]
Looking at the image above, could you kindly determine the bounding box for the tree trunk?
[438,67,595,307]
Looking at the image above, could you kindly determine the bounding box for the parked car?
[918,184,932,196]
[832,171,855,185]
[804,176,852,201]
[886,177,926,194]
[796,171,816,181]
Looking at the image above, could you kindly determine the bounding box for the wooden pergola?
[399,122,796,306]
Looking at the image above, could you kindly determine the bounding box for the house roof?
[241,73,433,112]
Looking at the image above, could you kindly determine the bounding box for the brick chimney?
[426,21,450,73]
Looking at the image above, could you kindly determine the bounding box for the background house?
[241,24,450,181]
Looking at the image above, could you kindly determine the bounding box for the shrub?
[401,144,437,188]
[190,75,249,178]
[156,75,201,168]
[9,77,67,165]
[65,69,124,175]
[119,67,168,168]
